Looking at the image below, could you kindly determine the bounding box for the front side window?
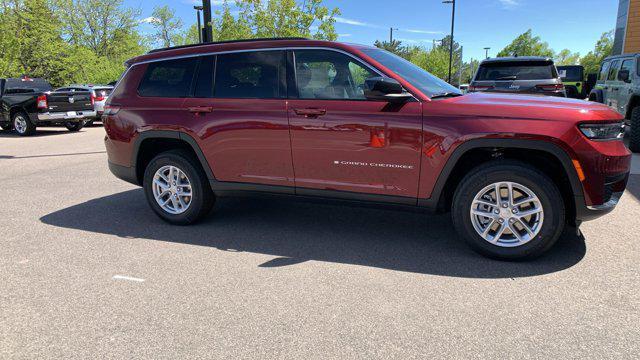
[599,61,611,81]
[293,50,377,100]
[138,58,198,98]
[361,47,460,97]
[607,60,620,81]
[214,51,286,99]
[619,59,634,82]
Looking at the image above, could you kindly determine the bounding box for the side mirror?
[618,69,630,83]
[364,77,412,103]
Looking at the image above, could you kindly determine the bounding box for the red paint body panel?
[104,39,632,220]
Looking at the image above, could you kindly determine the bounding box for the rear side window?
[607,60,620,81]
[138,58,198,98]
[475,61,556,81]
[214,51,286,99]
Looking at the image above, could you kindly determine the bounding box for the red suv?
[104,38,631,260]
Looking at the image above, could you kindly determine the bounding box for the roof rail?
[148,37,310,54]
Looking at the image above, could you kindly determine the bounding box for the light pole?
[389,27,398,43]
[443,0,456,84]
[484,47,490,59]
[194,6,203,43]
[202,0,213,43]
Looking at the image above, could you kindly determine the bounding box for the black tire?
[65,121,84,132]
[85,120,94,127]
[452,160,565,260]
[565,86,579,99]
[588,90,603,103]
[143,149,215,225]
[629,106,640,153]
[12,111,36,136]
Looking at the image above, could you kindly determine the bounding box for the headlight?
[579,122,625,141]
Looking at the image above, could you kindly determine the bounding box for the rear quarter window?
[138,58,198,98]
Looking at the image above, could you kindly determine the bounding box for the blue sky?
[129,0,619,61]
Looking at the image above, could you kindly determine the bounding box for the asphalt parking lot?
[1,126,639,359]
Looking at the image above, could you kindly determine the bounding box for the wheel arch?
[625,94,640,119]
[132,130,215,185]
[421,138,584,222]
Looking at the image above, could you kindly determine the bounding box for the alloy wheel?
[470,181,544,247]
[152,165,193,215]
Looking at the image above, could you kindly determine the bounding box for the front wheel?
[452,161,565,260]
[143,149,215,225]
[65,121,84,132]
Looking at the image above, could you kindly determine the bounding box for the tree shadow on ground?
[40,189,587,279]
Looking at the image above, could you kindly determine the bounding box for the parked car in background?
[0,76,95,136]
[55,84,114,126]
[557,65,586,99]
[469,57,566,97]
[588,54,640,152]
[104,38,630,260]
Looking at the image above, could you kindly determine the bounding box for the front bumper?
[108,161,139,186]
[38,110,97,122]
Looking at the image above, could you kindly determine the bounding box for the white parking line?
[112,275,145,283]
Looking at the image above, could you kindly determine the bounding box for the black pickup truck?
[0,77,96,136]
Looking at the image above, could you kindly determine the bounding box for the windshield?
[361,47,461,97]
[475,61,557,81]
[557,66,584,81]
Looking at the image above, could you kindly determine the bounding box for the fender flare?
[131,130,216,181]
[421,138,584,211]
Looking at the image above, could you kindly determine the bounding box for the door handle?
[612,88,619,91]
[188,106,213,114]
[294,108,327,118]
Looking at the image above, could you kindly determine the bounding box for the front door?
[605,60,621,110]
[617,58,634,115]
[183,51,295,190]
[287,49,423,201]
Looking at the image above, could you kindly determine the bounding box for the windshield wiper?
[430,92,463,99]
[497,75,517,80]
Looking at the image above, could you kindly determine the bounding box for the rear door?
[182,51,294,189]
[287,49,422,200]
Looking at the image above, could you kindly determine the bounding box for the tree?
[211,0,339,41]
[54,0,140,57]
[580,30,614,75]
[555,49,581,66]
[373,40,409,58]
[149,5,183,48]
[497,29,554,58]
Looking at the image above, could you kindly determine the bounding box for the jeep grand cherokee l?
[104,38,631,260]
[470,57,566,97]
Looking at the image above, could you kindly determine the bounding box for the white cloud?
[403,29,443,35]
[139,17,159,24]
[334,16,381,28]
[498,0,519,8]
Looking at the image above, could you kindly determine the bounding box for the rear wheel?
[13,112,36,136]
[65,121,84,132]
[629,106,640,153]
[452,161,565,260]
[143,149,215,225]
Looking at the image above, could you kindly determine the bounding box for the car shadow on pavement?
[0,129,85,138]
[40,189,586,279]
